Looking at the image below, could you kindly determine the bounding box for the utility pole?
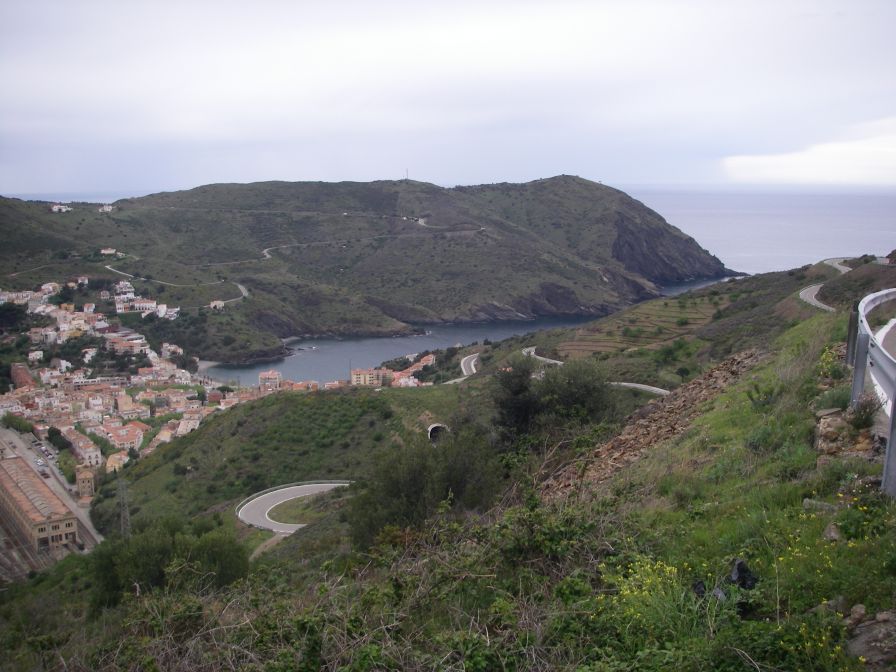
[118,477,131,539]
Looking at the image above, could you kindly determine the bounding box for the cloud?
[2,1,896,192]
[722,118,896,186]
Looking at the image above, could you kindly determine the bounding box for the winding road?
[460,352,480,376]
[521,347,670,395]
[799,284,836,312]
[236,482,349,534]
[104,261,248,306]
[797,257,880,313]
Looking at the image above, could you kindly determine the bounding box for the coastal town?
[0,265,439,579]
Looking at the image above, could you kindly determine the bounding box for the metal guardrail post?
[884,402,896,497]
[846,308,859,366]
[850,333,870,406]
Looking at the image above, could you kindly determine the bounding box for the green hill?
[1,176,730,363]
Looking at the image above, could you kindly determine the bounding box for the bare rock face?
[813,410,881,466]
[822,521,843,542]
[815,412,850,454]
[543,349,764,500]
[848,610,896,669]
[610,212,730,285]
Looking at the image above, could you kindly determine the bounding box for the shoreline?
[197,359,221,374]
[199,275,730,369]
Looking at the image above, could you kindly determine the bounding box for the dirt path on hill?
[542,349,765,502]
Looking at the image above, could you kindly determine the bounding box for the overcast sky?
[1,0,894,196]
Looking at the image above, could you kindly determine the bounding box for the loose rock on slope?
[544,349,765,501]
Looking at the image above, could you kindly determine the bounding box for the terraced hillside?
[558,292,730,357]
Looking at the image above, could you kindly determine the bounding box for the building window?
[51,524,59,531]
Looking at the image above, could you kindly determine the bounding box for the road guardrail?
[848,288,896,496]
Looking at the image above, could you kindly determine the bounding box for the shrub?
[745,421,787,454]
[815,385,851,411]
[746,381,780,411]
[847,393,881,429]
[817,345,846,380]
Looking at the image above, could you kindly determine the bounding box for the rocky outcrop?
[847,609,896,669]
[813,408,883,469]
[611,212,731,285]
[544,349,765,500]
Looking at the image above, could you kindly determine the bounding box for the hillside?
[1,263,894,670]
[88,384,473,535]
[0,176,730,363]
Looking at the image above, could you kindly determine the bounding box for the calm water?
[629,189,896,275]
[205,316,596,385]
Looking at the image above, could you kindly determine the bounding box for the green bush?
[815,385,851,411]
[2,411,34,433]
[847,393,881,429]
[745,423,786,453]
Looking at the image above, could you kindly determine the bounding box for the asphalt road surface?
[799,283,836,312]
[521,347,670,395]
[460,353,480,376]
[237,482,349,534]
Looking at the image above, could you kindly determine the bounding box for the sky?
[1,0,895,197]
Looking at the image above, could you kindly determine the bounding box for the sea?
[627,188,895,275]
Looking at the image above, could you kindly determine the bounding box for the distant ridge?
[1,176,732,362]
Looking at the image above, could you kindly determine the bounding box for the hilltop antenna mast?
[118,477,131,539]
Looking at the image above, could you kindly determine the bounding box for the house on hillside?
[350,368,392,387]
[62,429,102,467]
[106,451,129,472]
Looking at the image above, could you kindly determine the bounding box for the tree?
[47,426,73,452]
[492,356,539,437]
[2,412,34,434]
[537,358,616,426]
[0,303,27,331]
[192,529,249,587]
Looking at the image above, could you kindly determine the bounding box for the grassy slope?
[818,262,896,308]
[230,314,893,671]
[5,259,892,669]
[5,310,890,670]
[474,263,840,391]
[89,384,470,535]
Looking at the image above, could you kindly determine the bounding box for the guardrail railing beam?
[850,288,896,498]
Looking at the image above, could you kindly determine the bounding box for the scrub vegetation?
[0,264,892,670]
